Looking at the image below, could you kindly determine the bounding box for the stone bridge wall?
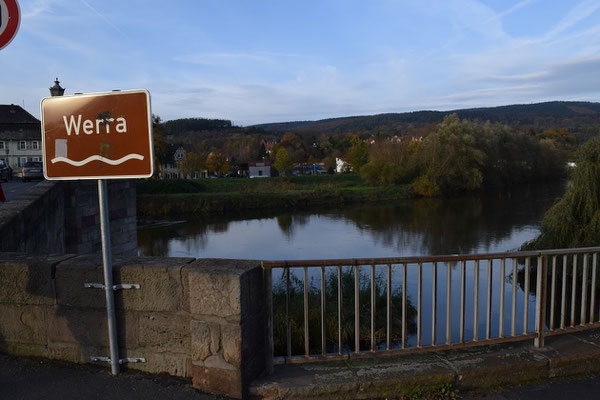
[0,253,267,399]
[0,180,137,255]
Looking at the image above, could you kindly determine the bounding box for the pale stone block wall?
[0,253,267,399]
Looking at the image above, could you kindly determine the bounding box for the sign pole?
[98,179,120,375]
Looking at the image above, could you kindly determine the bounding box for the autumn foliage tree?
[274,147,293,176]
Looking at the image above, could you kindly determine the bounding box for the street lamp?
[49,78,65,97]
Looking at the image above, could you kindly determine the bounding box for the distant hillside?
[253,101,600,136]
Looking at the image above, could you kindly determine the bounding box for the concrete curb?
[249,329,600,399]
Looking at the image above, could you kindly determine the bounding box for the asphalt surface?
[0,179,41,202]
[3,352,600,400]
[461,375,600,399]
[0,353,229,400]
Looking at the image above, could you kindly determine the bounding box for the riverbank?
[136,175,414,218]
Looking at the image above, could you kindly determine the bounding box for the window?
[19,157,27,167]
[0,141,4,150]
[31,141,39,150]
[31,157,41,162]
[19,141,26,150]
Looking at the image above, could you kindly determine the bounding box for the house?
[159,144,186,179]
[0,105,43,172]
[249,161,271,178]
[260,139,276,156]
[336,157,351,173]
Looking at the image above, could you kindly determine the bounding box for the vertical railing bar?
[511,258,517,337]
[523,257,530,334]
[581,254,589,326]
[432,262,437,346]
[460,260,466,343]
[321,266,326,356]
[354,264,360,353]
[304,266,309,357]
[446,262,452,345]
[571,254,577,328]
[263,265,274,374]
[561,255,567,330]
[486,259,492,340]
[386,264,391,351]
[534,256,547,348]
[286,267,292,359]
[417,263,422,348]
[371,264,375,352]
[402,263,407,349]
[474,260,479,341]
[550,256,557,331]
[591,254,598,324]
[499,258,505,338]
[337,265,342,355]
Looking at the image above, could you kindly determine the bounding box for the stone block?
[125,350,189,377]
[0,342,48,358]
[54,256,105,308]
[222,324,242,368]
[187,259,260,318]
[193,356,242,399]
[114,257,194,312]
[0,253,73,305]
[0,304,47,345]
[47,307,138,349]
[138,312,190,353]
[190,320,221,361]
[48,342,83,363]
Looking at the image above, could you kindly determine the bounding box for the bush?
[412,174,440,197]
[361,160,408,185]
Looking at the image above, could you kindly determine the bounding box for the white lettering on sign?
[62,115,127,136]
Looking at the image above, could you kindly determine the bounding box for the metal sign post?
[41,90,153,375]
[98,179,120,374]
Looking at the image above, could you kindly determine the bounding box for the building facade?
[0,105,43,172]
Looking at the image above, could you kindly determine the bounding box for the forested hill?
[253,101,600,135]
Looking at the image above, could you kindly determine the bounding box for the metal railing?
[262,247,600,370]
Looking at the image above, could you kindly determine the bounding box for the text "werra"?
[63,115,128,136]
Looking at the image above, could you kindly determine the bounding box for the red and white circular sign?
[0,0,20,51]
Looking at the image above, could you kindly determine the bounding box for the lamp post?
[49,78,65,97]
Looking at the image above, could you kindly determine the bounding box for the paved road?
[0,179,41,202]
[0,354,229,400]
[461,374,600,399]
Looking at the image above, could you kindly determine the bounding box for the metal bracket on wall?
[84,283,141,290]
[90,356,146,364]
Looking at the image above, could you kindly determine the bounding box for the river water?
[137,182,565,260]
[137,182,566,350]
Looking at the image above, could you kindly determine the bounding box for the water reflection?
[137,182,565,259]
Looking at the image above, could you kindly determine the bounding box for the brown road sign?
[41,90,154,180]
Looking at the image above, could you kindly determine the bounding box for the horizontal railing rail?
[262,247,600,371]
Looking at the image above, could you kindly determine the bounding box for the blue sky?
[2,0,600,125]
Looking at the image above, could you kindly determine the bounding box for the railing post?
[263,264,274,374]
[535,255,547,348]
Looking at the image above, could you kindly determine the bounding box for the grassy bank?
[137,174,413,218]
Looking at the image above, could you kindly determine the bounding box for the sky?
[2,0,600,126]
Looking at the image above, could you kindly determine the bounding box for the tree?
[152,115,168,175]
[274,147,293,176]
[180,152,205,178]
[206,152,229,176]
[525,136,600,249]
[415,114,485,195]
[346,136,369,173]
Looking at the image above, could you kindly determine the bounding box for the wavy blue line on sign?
[50,154,144,166]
